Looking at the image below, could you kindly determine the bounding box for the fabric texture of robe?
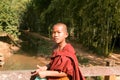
[48,43,85,80]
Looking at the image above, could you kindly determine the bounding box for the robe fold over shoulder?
[48,44,85,80]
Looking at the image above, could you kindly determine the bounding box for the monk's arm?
[31,64,51,76]
[38,70,67,78]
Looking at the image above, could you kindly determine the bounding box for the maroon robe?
[48,44,85,80]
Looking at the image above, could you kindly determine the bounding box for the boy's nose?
[54,33,58,36]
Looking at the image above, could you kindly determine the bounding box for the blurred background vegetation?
[0,0,120,56]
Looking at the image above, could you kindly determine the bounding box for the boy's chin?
[55,42,60,44]
[53,40,60,43]
[54,41,61,44]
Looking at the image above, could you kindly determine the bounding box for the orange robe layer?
[48,44,85,80]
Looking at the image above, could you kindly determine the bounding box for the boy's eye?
[52,31,61,34]
[52,32,56,34]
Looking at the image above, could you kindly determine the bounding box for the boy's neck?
[57,41,67,51]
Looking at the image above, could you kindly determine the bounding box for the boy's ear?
[65,32,69,38]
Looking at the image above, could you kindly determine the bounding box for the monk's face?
[52,24,68,44]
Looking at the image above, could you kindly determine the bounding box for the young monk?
[31,23,85,80]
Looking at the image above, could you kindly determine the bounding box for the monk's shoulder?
[65,43,75,53]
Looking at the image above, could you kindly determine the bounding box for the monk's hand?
[38,71,47,78]
[31,68,40,76]
[37,65,48,71]
[31,65,48,76]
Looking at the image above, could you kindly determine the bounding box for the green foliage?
[0,0,118,56]
[0,0,28,40]
[4,26,21,40]
[19,0,120,56]
[79,0,120,56]
[0,26,3,32]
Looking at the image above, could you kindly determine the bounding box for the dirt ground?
[0,41,120,80]
[0,41,120,70]
[67,42,120,67]
[76,48,120,66]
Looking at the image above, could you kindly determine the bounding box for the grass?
[86,76,104,80]
[20,35,54,56]
[37,39,53,56]
[77,55,89,65]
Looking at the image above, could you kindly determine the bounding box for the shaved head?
[53,23,68,33]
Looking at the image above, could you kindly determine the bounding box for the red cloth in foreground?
[48,44,85,80]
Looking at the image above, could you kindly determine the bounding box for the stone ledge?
[0,66,120,80]
[0,70,33,80]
